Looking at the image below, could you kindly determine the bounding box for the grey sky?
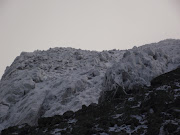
[0,0,180,78]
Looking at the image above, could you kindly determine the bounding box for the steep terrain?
[0,48,124,131]
[0,39,180,132]
[102,39,180,91]
[2,67,180,135]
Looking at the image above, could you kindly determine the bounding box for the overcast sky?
[0,0,180,78]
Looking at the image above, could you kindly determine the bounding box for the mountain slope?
[2,67,180,135]
[102,39,180,91]
[0,39,180,131]
[0,48,124,131]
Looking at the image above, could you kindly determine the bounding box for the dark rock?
[151,67,180,87]
[164,123,178,134]
[1,67,180,135]
[63,111,74,119]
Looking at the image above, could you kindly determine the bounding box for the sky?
[0,0,180,78]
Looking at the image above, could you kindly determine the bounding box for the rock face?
[2,67,180,135]
[0,39,180,131]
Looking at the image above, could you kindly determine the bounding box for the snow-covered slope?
[0,39,180,131]
[0,47,124,131]
[102,39,180,92]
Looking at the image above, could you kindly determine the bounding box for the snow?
[128,97,134,101]
[0,39,180,131]
[111,114,123,119]
[103,39,180,91]
[68,119,77,124]
[0,47,124,131]
[109,124,147,134]
[156,85,171,91]
[131,115,147,124]
[51,128,66,135]
[131,101,141,109]
[159,126,165,135]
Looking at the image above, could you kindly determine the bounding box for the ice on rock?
[102,39,180,92]
[0,47,124,131]
[0,39,180,131]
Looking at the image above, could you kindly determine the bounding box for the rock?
[63,111,74,119]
